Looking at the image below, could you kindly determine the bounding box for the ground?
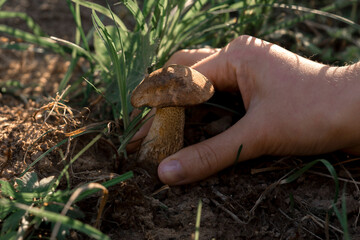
[1,1,360,239]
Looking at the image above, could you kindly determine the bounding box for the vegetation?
[0,0,359,239]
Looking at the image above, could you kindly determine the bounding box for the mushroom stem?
[138,107,185,163]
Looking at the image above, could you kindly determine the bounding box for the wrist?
[328,62,360,150]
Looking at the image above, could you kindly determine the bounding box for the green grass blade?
[282,159,339,202]
[66,0,90,51]
[0,11,45,36]
[117,111,153,154]
[194,199,202,240]
[50,36,108,73]
[20,138,69,177]
[123,0,148,32]
[71,0,128,31]
[59,56,79,92]
[0,41,33,51]
[107,7,130,127]
[261,1,360,36]
[92,10,130,128]
[59,1,90,92]
[0,0,7,8]
[0,199,110,240]
[74,171,134,202]
[333,189,350,240]
[52,131,104,190]
[142,0,156,18]
[0,25,69,54]
[274,3,360,31]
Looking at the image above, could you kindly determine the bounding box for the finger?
[191,35,272,92]
[158,113,265,185]
[190,43,240,91]
[165,48,220,67]
[126,109,156,153]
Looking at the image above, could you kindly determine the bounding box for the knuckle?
[167,50,190,64]
[229,35,252,48]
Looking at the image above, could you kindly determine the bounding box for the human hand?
[132,35,360,185]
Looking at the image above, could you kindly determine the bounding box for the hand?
[133,35,360,185]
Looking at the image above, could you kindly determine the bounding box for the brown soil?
[1,1,360,240]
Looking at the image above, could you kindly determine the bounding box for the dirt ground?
[1,1,360,239]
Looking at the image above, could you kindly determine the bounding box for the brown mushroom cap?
[131,64,215,108]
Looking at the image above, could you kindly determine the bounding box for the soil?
[1,1,360,240]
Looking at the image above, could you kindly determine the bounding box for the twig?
[251,166,288,175]
[211,199,247,224]
[308,170,360,185]
[339,163,360,192]
[278,209,323,240]
[211,186,229,202]
[151,185,170,197]
[333,157,360,166]
[354,207,360,228]
[250,170,294,215]
[303,213,343,235]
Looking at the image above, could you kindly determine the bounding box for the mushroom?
[131,64,214,164]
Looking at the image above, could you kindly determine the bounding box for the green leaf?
[0,180,16,198]
[15,172,55,193]
[1,209,25,234]
[93,25,124,67]
[15,172,38,192]
[71,0,128,31]
[0,205,13,219]
[0,231,17,240]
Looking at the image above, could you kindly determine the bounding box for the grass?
[0,0,359,239]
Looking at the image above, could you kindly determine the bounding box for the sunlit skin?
[128,35,360,185]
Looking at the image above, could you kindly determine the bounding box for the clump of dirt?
[1,1,360,240]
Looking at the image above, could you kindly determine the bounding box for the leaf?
[0,180,16,198]
[36,176,55,192]
[15,172,38,192]
[93,25,124,67]
[0,202,14,219]
[1,209,25,234]
[0,231,17,240]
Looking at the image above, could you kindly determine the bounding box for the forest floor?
[1,1,360,239]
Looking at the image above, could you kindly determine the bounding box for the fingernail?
[158,159,185,185]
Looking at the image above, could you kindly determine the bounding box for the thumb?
[158,114,264,185]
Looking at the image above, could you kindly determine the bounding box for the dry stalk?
[249,170,294,215]
[211,198,247,224]
[278,209,323,240]
[50,183,108,240]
